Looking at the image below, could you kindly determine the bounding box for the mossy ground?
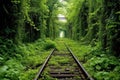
[55,38,120,80]
[0,38,120,80]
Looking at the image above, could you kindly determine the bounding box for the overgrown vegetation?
[59,38,120,79]
[0,38,56,80]
[0,0,120,80]
[65,0,120,79]
[66,0,120,56]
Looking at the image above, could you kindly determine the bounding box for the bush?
[84,47,120,79]
[0,38,18,58]
[0,59,24,80]
[43,39,56,50]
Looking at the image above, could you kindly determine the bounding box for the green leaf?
[96,65,101,70]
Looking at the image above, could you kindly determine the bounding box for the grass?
[1,38,120,80]
[0,38,56,80]
[19,39,56,80]
[54,38,120,80]
[40,39,83,79]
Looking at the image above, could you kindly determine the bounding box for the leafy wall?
[66,0,120,56]
[0,0,58,43]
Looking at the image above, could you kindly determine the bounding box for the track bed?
[34,45,93,80]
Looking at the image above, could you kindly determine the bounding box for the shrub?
[43,39,56,50]
[0,59,24,80]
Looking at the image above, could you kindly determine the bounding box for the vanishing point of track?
[34,44,94,80]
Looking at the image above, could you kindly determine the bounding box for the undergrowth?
[0,38,56,80]
[0,37,120,80]
[55,38,120,80]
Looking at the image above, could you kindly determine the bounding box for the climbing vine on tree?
[66,0,120,56]
[0,0,120,80]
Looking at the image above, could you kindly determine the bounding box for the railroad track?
[34,44,93,80]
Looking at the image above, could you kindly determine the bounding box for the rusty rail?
[65,45,94,80]
[34,44,94,80]
[34,48,56,80]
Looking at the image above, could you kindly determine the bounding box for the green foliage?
[0,38,55,80]
[17,39,55,80]
[0,0,120,79]
[57,38,120,79]
[0,38,19,59]
[0,59,24,80]
[66,0,120,56]
[41,71,57,80]
[20,69,38,80]
[83,43,120,79]
[43,39,56,50]
[11,0,21,4]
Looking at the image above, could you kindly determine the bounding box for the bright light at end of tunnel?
[59,0,67,5]
[59,0,63,2]
[58,14,67,22]
[60,31,65,38]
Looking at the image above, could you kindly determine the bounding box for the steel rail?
[65,45,94,80]
[34,48,56,80]
[34,44,94,80]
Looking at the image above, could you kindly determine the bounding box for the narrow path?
[34,42,93,80]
